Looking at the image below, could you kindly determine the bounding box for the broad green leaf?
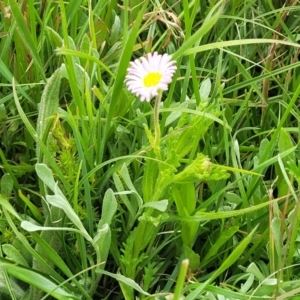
[2,244,29,267]
[0,103,6,120]
[142,200,168,212]
[271,217,282,258]
[36,68,62,161]
[0,265,25,299]
[47,187,92,243]
[165,101,189,127]
[113,174,136,218]
[93,224,111,273]
[240,274,254,293]
[1,173,13,198]
[179,182,196,215]
[35,163,57,192]
[258,138,270,160]
[45,26,63,49]
[278,128,295,164]
[246,262,265,282]
[13,82,68,191]
[199,78,211,100]
[98,189,118,228]
[183,245,200,271]
[179,198,280,222]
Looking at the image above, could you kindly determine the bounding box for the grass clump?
[1,0,300,299]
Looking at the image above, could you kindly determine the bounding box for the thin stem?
[173,259,189,300]
[154,91,162,158]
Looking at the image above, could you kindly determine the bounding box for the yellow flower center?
[143,72,162,87]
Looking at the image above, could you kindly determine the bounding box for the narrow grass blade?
[8,0,45,79]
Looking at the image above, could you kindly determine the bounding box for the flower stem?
[154,92,162,158]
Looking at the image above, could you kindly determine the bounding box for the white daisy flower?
[125,52,177,102]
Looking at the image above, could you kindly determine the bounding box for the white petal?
[125,52,176,101]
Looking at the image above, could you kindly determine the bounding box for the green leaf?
[183,246,200,271]
[183,39,300,56]
[36,68,62,161]
[95,269,150,296]
[35,163,56,188]
[0,194,22,221]
[2,263,80,300]
[246,262,266,282]
[8,0,45,79]
[113,174,137,218]
[18,190,44,224]
[185,226,257,299]
[1,173,14,198]
[94,224,110,262]
[98,189,118,228]
[45,26,63,49]
[35,164,62,196]
[142,200,168,212]
[99,0,150,163]
[2,244,29,268]
[173,1,224,60]
[21,221,82,235]
[165,101,189,127]
[278,128,295,164]
[201,226,239,266]
[199,78,211,100]
[142,153,158,203]
[179,182,196,215]
[271,217,282,258]
[30,233,74,278]
[47,188,92,243]
[0,103,6,120]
